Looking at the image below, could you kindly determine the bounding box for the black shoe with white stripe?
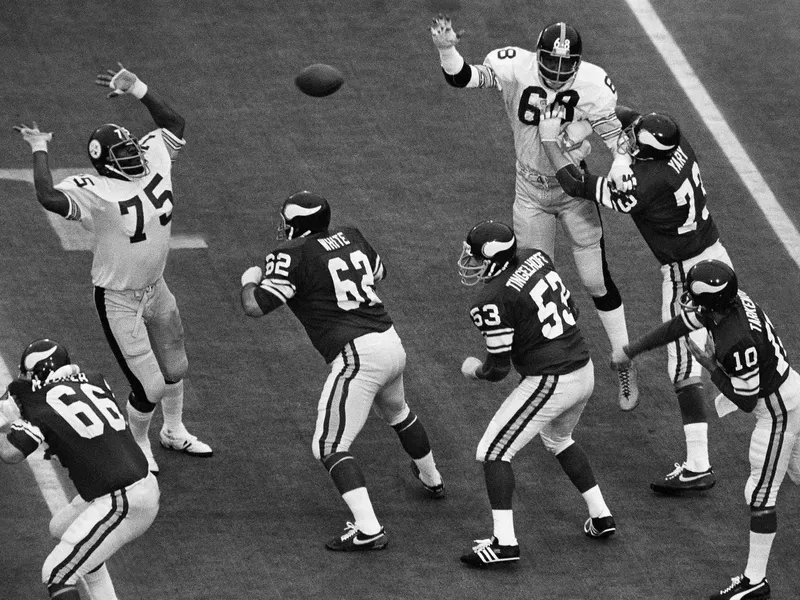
[583,515,616,539]
[710,574,770,600]
[460,536,520,567]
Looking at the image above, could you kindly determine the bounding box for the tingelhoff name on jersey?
[506,251,549,292]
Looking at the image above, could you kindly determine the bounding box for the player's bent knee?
[541,434,574,455]
[380,403,410,427]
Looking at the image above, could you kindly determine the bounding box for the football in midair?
[294,64,344,97]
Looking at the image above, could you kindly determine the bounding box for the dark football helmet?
[620,112,680,161]
[536,22,582,90]
[87,123,149,180]
[680,260,738,314]
[458,220,517,286]
[277,191,331,240]
[19,339,71,383]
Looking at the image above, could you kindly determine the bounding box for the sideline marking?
[0,168,208,251]
[625,0,800,263]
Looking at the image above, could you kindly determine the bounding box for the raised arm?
[12,123,70,217]
[429,15,497,89]
[95,63,185,138]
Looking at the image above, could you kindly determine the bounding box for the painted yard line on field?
[0,168,207,251]
[625,0,800,263]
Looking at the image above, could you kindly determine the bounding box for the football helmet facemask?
[277,191,332,240]
[679,260,738,314]
[19,339,71,384]
[620,112,680,161]
[458,220,517,286]
[88,124,149,181]
[536,22,582,90]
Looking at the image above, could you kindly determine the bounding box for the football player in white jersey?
[430,16,638,410]
[14,63,212,474]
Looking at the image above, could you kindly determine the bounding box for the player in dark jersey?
[0,339,159,600]
[540,105,734,494]
[457,220,616,568]
[615,260,800,600]
[240,191,444,552]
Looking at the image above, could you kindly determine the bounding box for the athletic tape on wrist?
[130,80,149,99]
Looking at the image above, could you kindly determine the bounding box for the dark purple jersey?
[682,290,790,400]
[5,371,147,500]
[254,226,393,363]
[583,136,719,264]
[470,249,590,376]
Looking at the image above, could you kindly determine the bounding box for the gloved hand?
[608,158,636,192]
[461,356,482,380]
[430,14,463,49]
[95,62,149,99]
[610,346,632,371]
[241,266,264,287]
[13,122,52,153]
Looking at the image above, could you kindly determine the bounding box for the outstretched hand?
[610,346,632,372]
[95,62,146,99]
[686,334,717,372]
[430,14,464,49]
[13,122,52,152]
[608,160,636,192]
[539,105,565,142]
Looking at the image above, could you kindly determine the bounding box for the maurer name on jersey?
[317,232,351,251]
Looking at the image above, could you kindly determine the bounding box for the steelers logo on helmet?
[459,220,517,286]
[87,123,149,181]
[536,22,583,90]
[89,139,103,159]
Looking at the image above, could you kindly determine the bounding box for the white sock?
[341,487,382,535]
[596,305,629,352]
[161,380,185,433]
[684,423,710,472]
[491,509,517,546]
[413,452,442,487]
[126,401,153,446]
[744,531,775,583]
[82,563,118,600]
[582,485,612,519]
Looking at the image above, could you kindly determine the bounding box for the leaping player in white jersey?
[430,16,639,410]
[14,62,212,474]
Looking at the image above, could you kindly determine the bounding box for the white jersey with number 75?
[55,128,185,290]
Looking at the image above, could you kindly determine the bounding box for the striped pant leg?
[312,332,403,460]
[746,383,800,508]
[661,261,702,386]
[42,475,159,587]
[95,287,165,405]
[476,367,590,463]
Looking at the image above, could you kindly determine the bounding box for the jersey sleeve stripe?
[8,420,44,455]
[485,332,513,352]
[681,311,704,331]
[66,198,82,221]
[373,257,385,282]
[161,128,186,150]
[259,278,296,302]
